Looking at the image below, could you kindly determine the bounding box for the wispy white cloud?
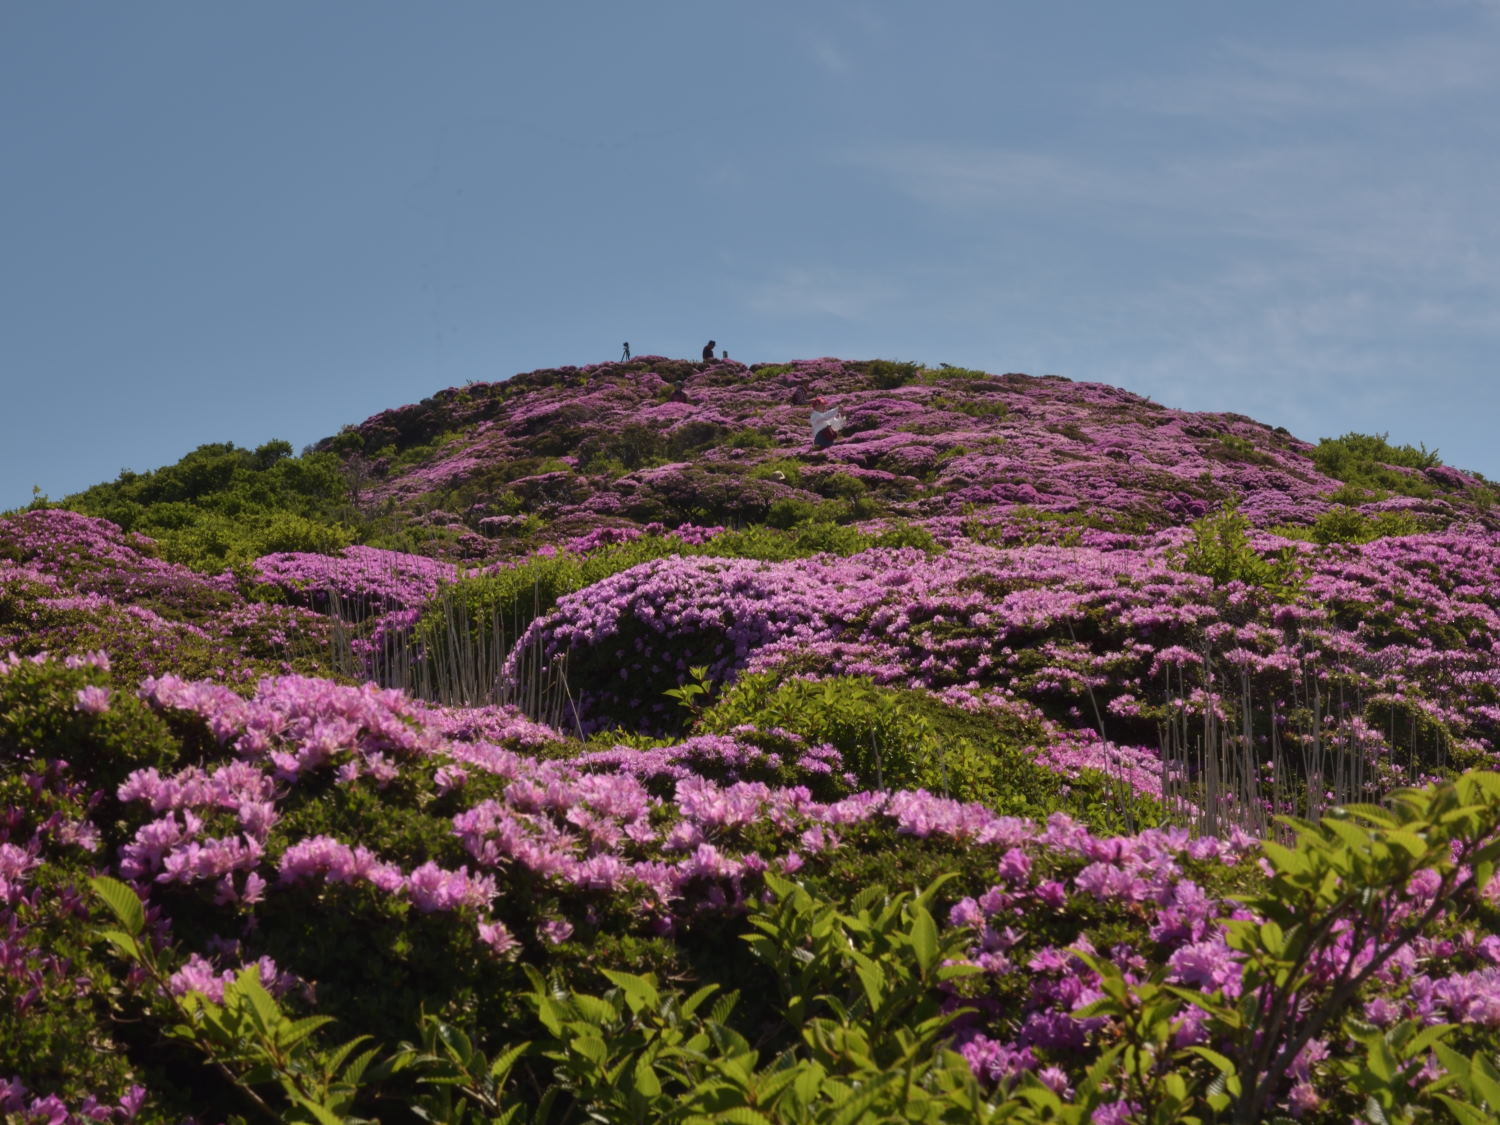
[744,265,900,320]
[803,37,853,75]
[1118,32,1500,116]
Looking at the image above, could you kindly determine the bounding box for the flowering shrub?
[5,355,1500,1118]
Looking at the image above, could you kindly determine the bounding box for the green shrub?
[810,471,868,501]
[1313,431,1441,499]
[919,365,993,383]
[1174,501,1302,596]
[1273,505,1427,545]
[929,391,1009,420]
[747,457,804,486]
[765,496,823,529]
[723,427,776,450]
[699,674,1119,824]
[0,658,179,792]
[862,359,923,389]
[65,443,364,572]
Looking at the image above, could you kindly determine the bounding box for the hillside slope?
[5,358,1500,1120]
[321,357,1496,558]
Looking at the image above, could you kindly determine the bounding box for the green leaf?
[909,905,939,974]
[571,993,618,1027]
[1468,1054,1500,1110]
[793,1060,827,1105]
[489,1040,530,1080]
[1185,1046,1236,1075]
[633,1055,663,1099]
[1405,1022,1455,1058]
[232,967,279,1036]
[829,1071,901,1125]
[286,1095,343,1125]
[570,1033,608,1065]
[854,961,885,1010]
[1435,1095,1493,1125]
[98,928,141,960]
[91,876,145,937]
[279,1014,336,1052]
[601,969,660,1014]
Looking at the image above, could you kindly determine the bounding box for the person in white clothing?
[810,398,846,449]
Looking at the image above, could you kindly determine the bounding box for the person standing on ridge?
[622,342,630,360]
[702,340,716,362]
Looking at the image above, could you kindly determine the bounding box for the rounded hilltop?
[315,356,1498,563]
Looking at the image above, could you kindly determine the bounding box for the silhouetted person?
[702,340,716,362]
[622,342,630,360]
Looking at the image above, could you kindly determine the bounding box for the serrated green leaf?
[232,967,279,1036]
[1405,1022,1455,1058]
[725,1110,776,1125]
[793,1060,827,1104]
[489,1040,529,1080]
[601,968,660,1014]
[91,876,145,937]
[1260,840,1312,877]
[570,993,618,1026]
[570,1033,607,1065]
[340,1045,382,1089]
[1337,803,1400,828]
[279,1014,335,1052]
[829,1071,900,1125]
[1468,1055,1500,1110]
[1322,818,1374,855]
[750,1066,799,1104]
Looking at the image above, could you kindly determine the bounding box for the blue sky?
[5,2,1499,512]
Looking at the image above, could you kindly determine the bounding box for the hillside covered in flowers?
[5,357,1500,1122]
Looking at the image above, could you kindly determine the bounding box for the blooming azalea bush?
[4,356,1500,1119]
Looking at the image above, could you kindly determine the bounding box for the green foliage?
[66,442,362,571]
[723,427,777,451]
[747,457,805,487]
[93,877,390,1124]
[0,658,178,791]
[1272,505,1425,545]
[664,664,717,718]
[699,674,1127,826]
[513,873,998,1124]
[1313,432,1442,500]
[1174,502,1302,595]
[1205,433,1272,465]
[809,472,868,501]
[766,497,823,529]
[861,359,924,389]
[1012,771,1500,1125]
[928,391,1009,420]
[919,365,994,384]
[0,772,141,1105]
